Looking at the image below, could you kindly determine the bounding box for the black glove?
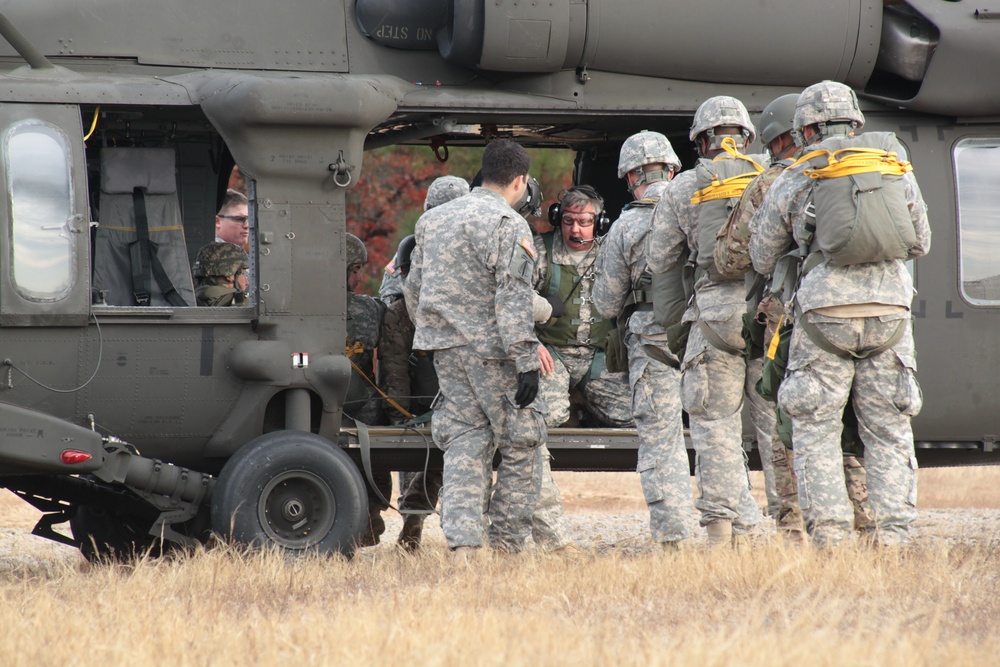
[514,370,539,409]
[545,294,565,319]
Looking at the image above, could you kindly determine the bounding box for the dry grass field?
[1,467,999,666]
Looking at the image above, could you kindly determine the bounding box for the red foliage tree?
[346,147,448,293]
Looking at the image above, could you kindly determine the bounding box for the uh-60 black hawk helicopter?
[0,0,996,560]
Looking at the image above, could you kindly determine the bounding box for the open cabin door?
[0,104,90,326]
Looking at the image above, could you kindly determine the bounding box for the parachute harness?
[795,147,913,180]
[690,137,766,204]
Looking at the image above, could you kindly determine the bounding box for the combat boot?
[705,520,733,548]
[661,538,689,553]
[397,514,424,552]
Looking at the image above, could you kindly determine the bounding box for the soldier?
[719,93,875,541]
[343,233,393,547]
[530,185,633,552]
[191,241,249,307]
[379,175,470,304]
[646,97,766,547]
[404,139,545,555]
[592,131,694,550]
[214,189,250,251]
[750,81,930,547]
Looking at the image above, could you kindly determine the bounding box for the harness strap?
[698,320,744,356]
[129,187,189,307]
[641,343,680,369]
[798,314,907,360]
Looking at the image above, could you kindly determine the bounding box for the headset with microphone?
[547,185,611,238]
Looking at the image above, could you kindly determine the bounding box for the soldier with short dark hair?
[404,139,545,555]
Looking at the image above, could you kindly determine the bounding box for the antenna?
[0,12,54,70]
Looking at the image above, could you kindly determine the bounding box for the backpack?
[795,132,916,267]
[690,139,768,283]
[713,160,792,281]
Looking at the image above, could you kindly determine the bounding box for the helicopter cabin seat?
[92,147,196,307]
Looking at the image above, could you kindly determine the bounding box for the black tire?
[70,504,158,563]
[211,431,368,557]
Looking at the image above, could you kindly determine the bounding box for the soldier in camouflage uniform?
[750,81,931,547]
[404,139,545,554]
[343,233,393,546]
[646,97,765,546]
[592,131,694,550]
[380,177,470,550]
[380,176,470,303]
[192,242,250,307]
[530,186,633,552]
[720,93,875,541]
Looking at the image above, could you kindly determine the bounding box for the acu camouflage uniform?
[344,234,393,545]
[530,229,633,550]
[405,187,545,552]
[725,155,875,537]
[750,122,931,547]
[592,178,695,545]
[192,242,249,307]
[647,162,764,537]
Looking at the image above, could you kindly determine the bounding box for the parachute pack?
[690,138,768,283]
[795,132,916,267]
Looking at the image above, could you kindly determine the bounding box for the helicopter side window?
[955,138,1000,306]
[5,121,76,302]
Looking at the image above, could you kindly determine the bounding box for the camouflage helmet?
[424,175,470,210]
[689,96,756,144]
[346,233,367,266]
[192,242,249,279]
[617,131,681,180]
[757,93,800,147]
[793,81,865,141]
[514,176,543,218]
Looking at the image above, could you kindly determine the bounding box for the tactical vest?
[195,283,244,307]
[537,232,612,349]
[691,140,768,283]
[794,132,916,267]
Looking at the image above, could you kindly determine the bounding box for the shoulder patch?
[384,259,397,275]
[623,196,660,211]
[520,236,537,259]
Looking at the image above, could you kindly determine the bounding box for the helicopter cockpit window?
[955,138,1000,306]
[5,121,75,301]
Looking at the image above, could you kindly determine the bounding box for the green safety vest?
[536,232,612,350]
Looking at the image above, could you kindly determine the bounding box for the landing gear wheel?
[211,431,368,557]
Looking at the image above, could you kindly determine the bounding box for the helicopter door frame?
[0,104,90,327]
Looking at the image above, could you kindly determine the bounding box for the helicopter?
[0,0,996,560]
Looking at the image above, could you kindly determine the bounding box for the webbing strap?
[799,315,906,360]
[355,421,395,510]
[698,320,744,356]
[129,187,189,307]
[354,419,436,517]
[641,343,680,369]
[795,148,913,180]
